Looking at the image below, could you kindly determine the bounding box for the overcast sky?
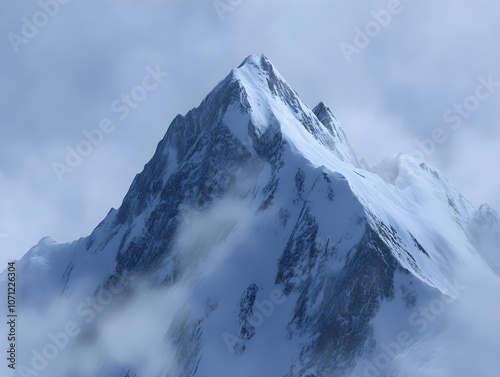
[1,0,499,266]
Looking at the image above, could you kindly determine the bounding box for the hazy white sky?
[1,0,499,266]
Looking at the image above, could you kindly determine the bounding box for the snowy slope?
[1,55,499,377]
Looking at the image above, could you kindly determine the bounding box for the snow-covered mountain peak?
[36,235,58,246]
[312,101,333,119]
[470,204,500,274]
[4,55,500,377]
[122,55,361,200]
[236,53,273,72]
[474,203,499,226]
[223,55,361,167]
[232,54,287,98]
[374,154,460,193]
[312,101,359,166]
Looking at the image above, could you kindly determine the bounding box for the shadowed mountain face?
[3,55,499,377]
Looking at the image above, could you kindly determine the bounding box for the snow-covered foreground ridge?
[2,55,499,377]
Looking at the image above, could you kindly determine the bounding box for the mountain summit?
[2,55,499,377]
